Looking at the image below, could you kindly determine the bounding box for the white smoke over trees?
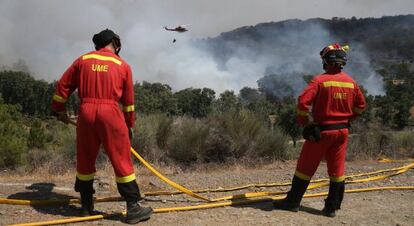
[0,0,412,96]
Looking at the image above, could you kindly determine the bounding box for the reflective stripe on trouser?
[296,128,349,179]
[76,100,135,179]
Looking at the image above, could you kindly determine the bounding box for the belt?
[319,123,350,131]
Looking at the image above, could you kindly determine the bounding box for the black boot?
[273,175,310,212]
[75,178,95,216]
[80,192,94,216]
[125,201,153,224]
[323,181,345,217]
[118,180,153,224]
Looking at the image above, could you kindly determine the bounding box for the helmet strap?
[111,39,121,55]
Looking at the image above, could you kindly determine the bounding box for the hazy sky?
[0,0,413,93]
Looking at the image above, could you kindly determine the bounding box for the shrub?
[389,130,414,158]
[0,99,28,168]
[166,117,210,164]
[255,127,290,160]
[132,114,172,163]
[347,132,383,160]
[214,110,262,158]
[28,118,48,149]
[206,110,290,162]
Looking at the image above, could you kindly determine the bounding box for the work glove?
[53,111,70,124]
[302,124,321,142]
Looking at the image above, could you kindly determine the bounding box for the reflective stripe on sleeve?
[116,173,136,183]
[76,172,95,181]
[294,170,311,181]
[123,105,135,112]
[53,94,67,103]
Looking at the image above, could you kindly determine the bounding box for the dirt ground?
[0,159,413,226]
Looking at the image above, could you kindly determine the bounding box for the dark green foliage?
[277,101,302,147]
[257,74,296,102]
[174,87,215,118]
[394,99,411,129]
[28,118,48,149]
[134,81,177,114]
[0,71,79,117]
[239,87,274,116]
[0,95,27,168]
[215,90,240,113]
[0,71,50,117]
[374,62,414,129]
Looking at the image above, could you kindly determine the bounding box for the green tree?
[174,88,215,118]
[215,90,240,113]
[374,95,395,127]
[277,100,302,147]
[257,74,296,103]
[393,98,411,129]
[0,95,28,168]
[28,118,48,149]
[239,87,275,117]
[134,81,177,114]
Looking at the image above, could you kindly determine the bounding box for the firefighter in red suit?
[51,29,152,224]
[273,43,366,217]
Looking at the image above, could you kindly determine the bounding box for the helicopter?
[164,25,189,33]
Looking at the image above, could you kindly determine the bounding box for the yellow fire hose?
[9,186,414,226]
[130,144,414,202]
[131,147,414,202]
[130,148,211,202]
[2,160,413,226]
[1,161,412,206]
[144,161,414,197]
[209,162,414,202]
[1,160,413,205]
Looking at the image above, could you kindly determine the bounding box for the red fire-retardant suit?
[296,71,366,181]
[273,43,366,217]
[51,29,152,224]
[52,48,136,183]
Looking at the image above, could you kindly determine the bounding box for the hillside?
[199,15,414,96]
[204,15,414,64]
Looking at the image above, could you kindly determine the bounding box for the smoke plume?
[1,0,412,95]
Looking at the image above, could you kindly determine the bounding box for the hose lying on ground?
[9,185,414,226]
